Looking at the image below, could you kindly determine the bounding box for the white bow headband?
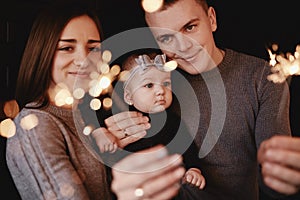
[123,54,173,90]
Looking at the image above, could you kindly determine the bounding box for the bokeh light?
[99,76,111,89]
[97,62,110,74]
[103,97,113,109]
[118,70,130,82]
[141,0,163,13]
[0,118,16,138]
[4,99,19,118]
[164,60,178,71]
[110,64,121,76]
[73,88,85,100]
[102,50,112,63]
[90,98,101,110]
[89,82,102,97]
[20,114,39,131]
[83,125,94,135]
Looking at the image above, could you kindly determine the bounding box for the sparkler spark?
[267,44,300,83]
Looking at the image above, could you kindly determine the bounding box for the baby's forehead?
[139,66,171,78]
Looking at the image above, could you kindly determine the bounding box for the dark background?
[1,0,300,199]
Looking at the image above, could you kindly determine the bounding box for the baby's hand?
[92,127,118,153]
[183,168,206,189]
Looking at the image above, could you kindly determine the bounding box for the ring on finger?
[123,129,129,137]
[134,187,144,199]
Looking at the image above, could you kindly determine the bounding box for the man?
[142,0,291,199]
[106,0,291,199]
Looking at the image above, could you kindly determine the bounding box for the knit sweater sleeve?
[255,61,291,147]
[254,61,291,198]
[6,109,90,200]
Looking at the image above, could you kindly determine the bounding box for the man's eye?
[186,25,196,32]
[144,83,154,88]
[158,35,172,44]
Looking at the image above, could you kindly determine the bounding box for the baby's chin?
[148,105,167,114]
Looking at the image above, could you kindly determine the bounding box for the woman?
[5,1,112,199]
[6,1,184,199]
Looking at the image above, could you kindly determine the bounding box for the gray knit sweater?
[6,104,111,200]
[172,48,291,200]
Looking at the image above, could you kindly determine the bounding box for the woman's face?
[50,15,101,104]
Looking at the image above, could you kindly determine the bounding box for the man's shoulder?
[226,48,267,64]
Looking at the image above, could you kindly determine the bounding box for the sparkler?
[267,44,300,83]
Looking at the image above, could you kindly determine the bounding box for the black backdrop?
[1,0,300,199]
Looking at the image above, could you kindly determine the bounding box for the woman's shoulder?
[14,107,54,123]
[13,106,67,137]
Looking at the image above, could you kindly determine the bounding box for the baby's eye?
[144,83,154,88]
[163,81,171,87]
[90,46,101,52]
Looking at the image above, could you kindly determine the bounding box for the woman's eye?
[58,46,73,51]
[144,83,154,88]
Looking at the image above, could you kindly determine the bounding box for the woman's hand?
[111,145,185,200]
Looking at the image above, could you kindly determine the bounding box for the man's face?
[145,0,218,74]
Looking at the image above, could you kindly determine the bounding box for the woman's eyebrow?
[58,39,101,43]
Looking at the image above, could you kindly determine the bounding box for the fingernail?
[145,123,151,129]
[175,167,185,178]
[143,116,149,122]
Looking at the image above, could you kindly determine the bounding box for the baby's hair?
[121,48,162,71]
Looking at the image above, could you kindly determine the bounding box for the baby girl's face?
[126,66,172,113]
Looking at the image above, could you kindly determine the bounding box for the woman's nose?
[73,49,89,68]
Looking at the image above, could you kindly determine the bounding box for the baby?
[93,51,205,189]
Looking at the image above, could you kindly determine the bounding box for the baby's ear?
[124,89,133,105]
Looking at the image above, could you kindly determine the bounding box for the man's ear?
[124,89,133,105]
[208,7,217,32]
